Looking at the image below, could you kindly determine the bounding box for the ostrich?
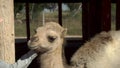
[28,22,120,68]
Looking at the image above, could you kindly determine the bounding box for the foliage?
[14,3,25,19]
[14,3,116,37]
[66,3,81,11]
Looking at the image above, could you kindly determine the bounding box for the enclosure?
[0,0,120,68]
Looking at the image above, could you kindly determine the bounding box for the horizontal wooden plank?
[14,0,116,3]
[14,0,82,3]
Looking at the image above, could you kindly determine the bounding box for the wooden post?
[58,2,62,26]
[82,0,90,41]
[0,0,15,63]
[25,3,30,41]
[101,0,111,31]
[116,0,120,30]
[82,0,111,41]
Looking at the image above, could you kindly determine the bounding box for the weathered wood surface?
[0,0,15,63]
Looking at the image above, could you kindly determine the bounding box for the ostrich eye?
[47,35,57,43]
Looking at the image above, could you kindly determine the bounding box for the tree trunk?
[0,0,15,64]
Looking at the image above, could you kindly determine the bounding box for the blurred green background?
[14,3,116,37]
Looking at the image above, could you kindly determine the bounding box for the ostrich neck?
[39,44,64,68]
